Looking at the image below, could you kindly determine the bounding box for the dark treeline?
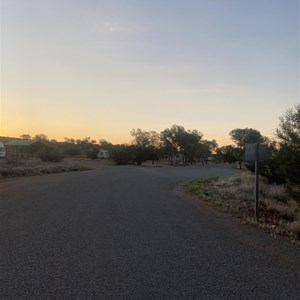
[65,125,218,166]
[4,104,299,190]
[6,125,217,166]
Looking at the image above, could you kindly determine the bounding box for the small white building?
[98,148,110,159]
[0,142,6,158]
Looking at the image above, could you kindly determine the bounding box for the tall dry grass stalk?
[191,172,300,243]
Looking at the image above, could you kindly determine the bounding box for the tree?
[229,128,264,147]
[229,128,264,168]
[79,137,91,144]
[196,140,218,163]
[86,148,99,160]
[73,137,99,158]
[60,137,81,157]
[183,129,203,164]
[216,145,238,163]
[160,125,203,165]
[20,134,31,140]
[276,104,300,148]
[34,133,48,141]
[99,139,111,148]
[64,137,76,144]
[63,146,81,157]
[160,128,178,163]
[130,129,160,165]
[275,104,300,185]
[110,144,135,165]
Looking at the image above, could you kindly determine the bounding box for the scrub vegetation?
[183,103,300,246]
[0,104,299,200]
[0,160,89,178]
[185,173,300,246]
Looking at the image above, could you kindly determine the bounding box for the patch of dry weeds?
[0,159,90,178]
[185,173,300,246]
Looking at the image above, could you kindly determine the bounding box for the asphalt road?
[0,164,299,299]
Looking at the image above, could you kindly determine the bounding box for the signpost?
[245,143,268,220]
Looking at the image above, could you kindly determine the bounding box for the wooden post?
[255,142,259,221]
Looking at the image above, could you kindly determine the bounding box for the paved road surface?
[0,164,299,299]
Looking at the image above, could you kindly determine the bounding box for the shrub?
[38,147,63,162]
[86,148,99,160]
[63,147,81,157]
[110,144,135,165]
[275,144,300,185]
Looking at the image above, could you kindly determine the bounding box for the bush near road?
[185,173,300,246]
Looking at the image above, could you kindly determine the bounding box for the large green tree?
[229,128,264,147]
[160,127,179,163]
[275,104,300,185]
[229,128,264,168]
[130,129,160,165]
[196,139,218,163]
[110,144,135,165]
[160,125,203,165]
[276,104,300,147]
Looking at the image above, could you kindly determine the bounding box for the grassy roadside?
[0,160,90,178]
[184,173,300,247]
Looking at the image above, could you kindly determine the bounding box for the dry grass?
[185,172,300,246]
[0,159,90,178]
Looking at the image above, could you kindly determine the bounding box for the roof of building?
[5,140,39,146]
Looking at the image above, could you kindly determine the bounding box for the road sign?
[245,143,269,221]
[245,143,268,161]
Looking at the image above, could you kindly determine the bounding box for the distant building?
[98,148,110,159]
[5,140,45,160]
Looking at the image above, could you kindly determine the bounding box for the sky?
[1,0,299,145]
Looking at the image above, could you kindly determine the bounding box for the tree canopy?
[229,128,264,148]
[275,104,300,185]
[276,103,300,148]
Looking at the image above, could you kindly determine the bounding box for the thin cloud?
[103,21,128,32]
[92,20,140,34]
[83,12,140,34]
[169,84,252,95]
[172,88,222,94]
[157,87,222,96]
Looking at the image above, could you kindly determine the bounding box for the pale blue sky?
[1,0,299,144]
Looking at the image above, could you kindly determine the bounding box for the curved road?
[0,164,299,299]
